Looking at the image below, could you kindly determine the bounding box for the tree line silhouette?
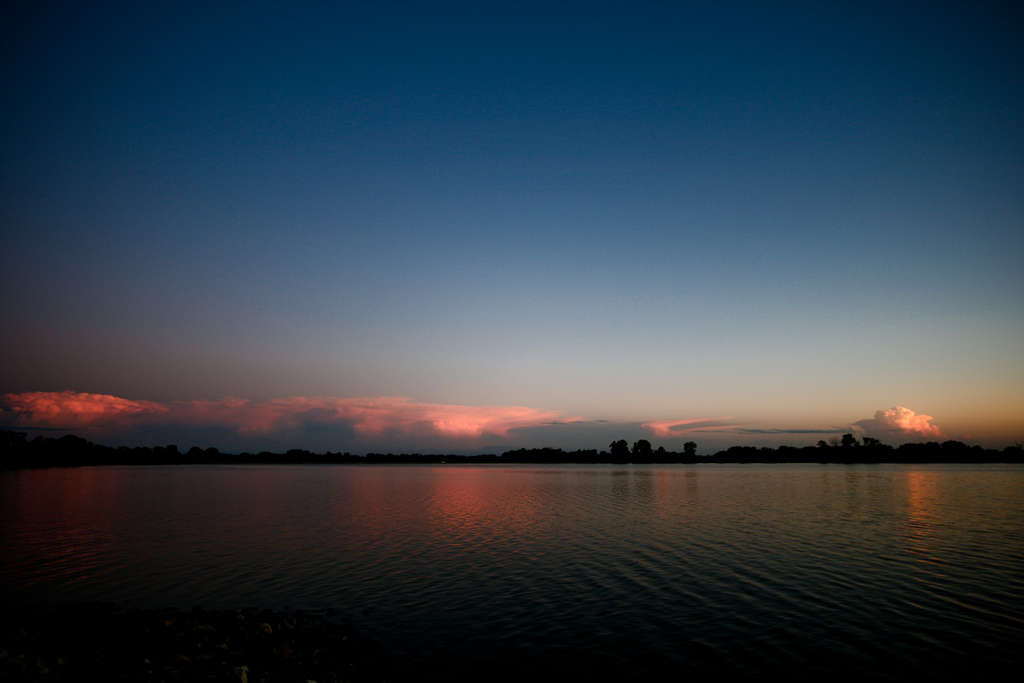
[2,430,1022,468]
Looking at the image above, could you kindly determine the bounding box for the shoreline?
[4,430,1023,468]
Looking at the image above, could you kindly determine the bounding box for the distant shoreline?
[3,430,1022,468]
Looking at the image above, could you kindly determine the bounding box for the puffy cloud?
[853,406,942,441]
[641,417,739,438]
[0,391,564,443]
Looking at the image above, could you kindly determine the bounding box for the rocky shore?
[0,604,389,682]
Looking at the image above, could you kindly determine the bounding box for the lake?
[2,464,1022,679]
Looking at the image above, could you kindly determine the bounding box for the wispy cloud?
[643,408,945,444]
[734,428,842,435]
[641,417,739,438]
[853,406,942,440]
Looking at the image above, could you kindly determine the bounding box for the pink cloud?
[1,391,564,441]
[2,391,168,428]
[641,417,737,438]
[343,399,563,438]
[174,396,564,438]
[853,406,943,440]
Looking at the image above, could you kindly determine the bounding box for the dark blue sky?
[2,1,1022,449]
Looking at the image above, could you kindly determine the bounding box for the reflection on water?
[2,464,1023,677]
[905,469,941,562]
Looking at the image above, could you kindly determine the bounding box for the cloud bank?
[0,393,951,450]
[853,406,943,440]
[1,391,565,446]
[1,391,169,428]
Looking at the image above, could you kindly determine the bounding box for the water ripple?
[2,464,1022,675]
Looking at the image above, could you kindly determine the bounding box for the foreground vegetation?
[0,604,384,682]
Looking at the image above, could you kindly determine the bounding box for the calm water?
[2,464,1023,678]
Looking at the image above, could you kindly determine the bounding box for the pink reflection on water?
[424,467,551,552]
[2,468,122,589]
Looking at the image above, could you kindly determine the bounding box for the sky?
[2,1,1022,453]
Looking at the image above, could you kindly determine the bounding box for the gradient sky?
[2,1,1022,452]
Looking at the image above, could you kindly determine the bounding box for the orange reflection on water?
[904,469,942,562]
[652,468,698,520]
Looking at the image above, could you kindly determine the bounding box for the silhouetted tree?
[609,440,630,458]
[862,437,881,447]
[683,441,697,458]
[817,440,829,448]
[841,433,858,448]
[632,439,653,458]
[1,431,28,451]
